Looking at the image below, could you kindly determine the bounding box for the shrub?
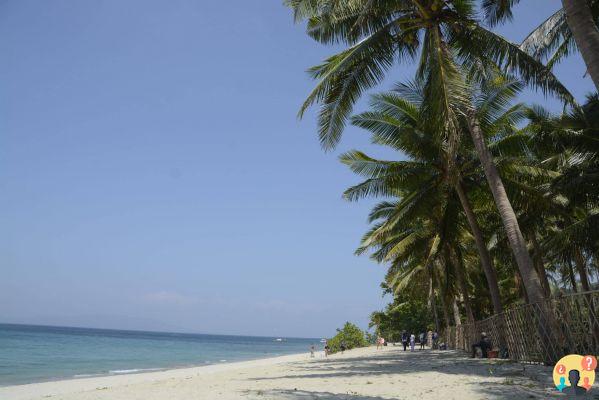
[327,322,369,354]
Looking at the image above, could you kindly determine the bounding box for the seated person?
[471,332,491,358]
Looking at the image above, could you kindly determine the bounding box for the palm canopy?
[340,76,532,314]
[341,75,531,203]
[287,0,573,150]
[524,95,599,254]
[521,2,599,69]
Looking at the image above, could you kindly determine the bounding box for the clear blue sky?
[0,1,593,338]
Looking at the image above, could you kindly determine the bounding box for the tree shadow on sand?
[247,350,562,399]
[251,351,528,380]
[245,389,390,400]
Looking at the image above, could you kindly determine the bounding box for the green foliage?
[327,322,369,354]
[370,297,431,341]
[289,0,598,335]
[287,0,572,151]
[364,331,378,345]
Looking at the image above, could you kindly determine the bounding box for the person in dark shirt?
[471,332,492,358]
[401,331,408,351]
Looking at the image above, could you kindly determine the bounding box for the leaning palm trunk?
[567,259,579,293]
[467,113,557,362]
[466,114,546,305]
[562,0,599,90]
[574,249,591,292]
[440,293,452,331]
[449,247,475,324]
[452,297,462,327]
[429,275,440,334]
[530,233,552,298]
[455,181,503,315]
[573,249,599,345]
[452,297,462,349]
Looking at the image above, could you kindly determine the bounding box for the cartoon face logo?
[553,354,597,396]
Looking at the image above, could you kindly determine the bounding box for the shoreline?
[0,350,312,389]
[0,351,315,399]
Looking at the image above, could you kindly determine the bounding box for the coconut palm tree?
[288,0,572,306]
[483,0,599,90]
[524,95,599,286]
[362,203,468,330]
[340,78,507,315]
[520,1,599,71]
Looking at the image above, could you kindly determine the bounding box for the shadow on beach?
[247,389,389,400]
[248,349,562,399]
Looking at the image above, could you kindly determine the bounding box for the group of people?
[400,331,428,351]
[374,331,431,351]
[315,329,453,358]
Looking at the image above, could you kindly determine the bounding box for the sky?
[0,1,594,338]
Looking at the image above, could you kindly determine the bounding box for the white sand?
[0,346,561,399]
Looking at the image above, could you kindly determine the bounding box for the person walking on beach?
[310,344,315,358]
[419,332,426,350]
[409,333,416,352]
[401,331,408,351]
[376,337,382,350]
[324,342,330,358]
[340,340,346,354]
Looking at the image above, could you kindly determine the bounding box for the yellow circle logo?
[553,354,597,395]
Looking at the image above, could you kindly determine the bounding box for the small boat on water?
[275,338,284,342]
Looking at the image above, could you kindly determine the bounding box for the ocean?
[0,324,318,386]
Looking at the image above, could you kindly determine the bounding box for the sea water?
[0,324,317,386]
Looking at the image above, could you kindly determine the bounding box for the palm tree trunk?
[455,181,503,314]
[440,292,452,329]
[436,266,454,342]
[567,259,579,293]
[449,246,476,323]
[452,296,462,350]
[466,114,547,305]
[562,0,599,90]
[452,297,462,326]
[530,232,552,297]
[514,267,529,303]
[429,277,440,333]
[574,248,591,292]
[573,248,599,346]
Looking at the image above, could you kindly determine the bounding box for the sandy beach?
[0,346,562,400]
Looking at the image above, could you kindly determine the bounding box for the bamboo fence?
[441,290,599,364]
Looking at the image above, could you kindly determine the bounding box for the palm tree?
[361,208,464,331]
[484,0,599,90]
[288,0,572,306]
[561,0,599,89]
[340,79,506,315]
[524,95,599,286]
[520,2,599,71]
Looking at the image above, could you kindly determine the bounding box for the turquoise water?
[0,324,317,386]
